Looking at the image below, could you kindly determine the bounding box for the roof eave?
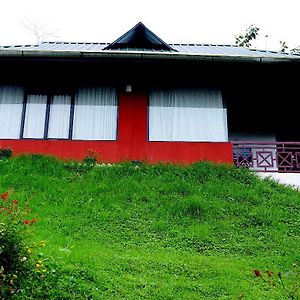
[0,49,299,63]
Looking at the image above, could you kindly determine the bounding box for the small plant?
[253,265,299,299]
[0,190,38,297]
[0,148,12,160]
[83,148,99,165]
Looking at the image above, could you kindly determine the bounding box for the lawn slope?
[0,155,299,299]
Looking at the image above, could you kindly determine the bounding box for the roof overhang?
[0,49,299,64]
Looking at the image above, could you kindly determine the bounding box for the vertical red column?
[117,91,148,160]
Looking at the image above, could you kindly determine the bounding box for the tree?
[278,41,300,54]
[279,41,289,53]
[235,24,260,48]
[235,24,300,54]
[23,18,59,44]
[291,46,300,54]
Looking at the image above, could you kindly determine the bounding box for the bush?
[0,190,37,298]
[0,148,12,160]
[83,148,99,166]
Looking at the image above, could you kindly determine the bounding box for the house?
[0,22,300,171]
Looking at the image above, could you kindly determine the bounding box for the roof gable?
[104,22,175,51]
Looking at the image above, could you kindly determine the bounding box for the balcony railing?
[232,142,300,173]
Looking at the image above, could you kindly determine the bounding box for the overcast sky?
[0,0,299,51]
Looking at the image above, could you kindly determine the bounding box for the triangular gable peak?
[104,22,176,51]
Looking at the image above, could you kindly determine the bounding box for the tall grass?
[0,155,299,299]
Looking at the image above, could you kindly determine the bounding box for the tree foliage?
[279,41,289,53]
[278,41,300,54]
[235,24,260,48]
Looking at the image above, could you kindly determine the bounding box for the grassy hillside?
[0,155,299,299]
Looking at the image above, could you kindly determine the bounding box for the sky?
[0,0,299,51]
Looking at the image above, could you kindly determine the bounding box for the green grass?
[1,155,300,299]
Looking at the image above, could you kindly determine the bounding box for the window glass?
[23,94,47,139]
[73,87,118,140]
[0,85,23,139]
[48,95,71,139]
[149,88,228,142]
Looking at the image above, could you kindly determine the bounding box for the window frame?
[71,86,119,141]
[19,86,119,141]
[0,85,24,139]
[147,87,228,143]
[20,90,75,140]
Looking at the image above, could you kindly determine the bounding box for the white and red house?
[0,22,300,171]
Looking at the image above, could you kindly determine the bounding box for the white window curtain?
[73,87,118,140]
[23,94,47,139]
[48,95,71,139]
[149,88,228,142]
[0,85,24,139]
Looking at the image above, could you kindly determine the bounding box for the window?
[23,94,48,138]
[72,87,118,140]
[48,95,72,139]
[0,85,118,141]
[19,87,117,140]
[0,85,24,139]
[148,88,228,142]
[22,93,72,139]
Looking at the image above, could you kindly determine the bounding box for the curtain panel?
[23,94,47,139]
[0,86,118,141]
[73,87,118,140]
[48,95,72,139]
[0,85,24,139]
[149,88,228,142]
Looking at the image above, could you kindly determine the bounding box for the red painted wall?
[0,92,233,164]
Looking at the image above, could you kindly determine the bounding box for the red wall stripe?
[0,92,233,165]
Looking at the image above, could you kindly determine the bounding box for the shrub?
[0,148,12,160]
[83,148,99,166]
[0,190,37,298]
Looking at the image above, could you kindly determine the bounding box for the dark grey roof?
[0,41,299,61]
[0,42,108,51]
[172,44,300,59]
[104,22,175,51]
[1,21,299,61]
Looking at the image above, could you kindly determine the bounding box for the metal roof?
[0,41,299,61]
[0,42,108,51]
[104,22,174,51]
[0,22,299,62]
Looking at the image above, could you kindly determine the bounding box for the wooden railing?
[232,142,300,173]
